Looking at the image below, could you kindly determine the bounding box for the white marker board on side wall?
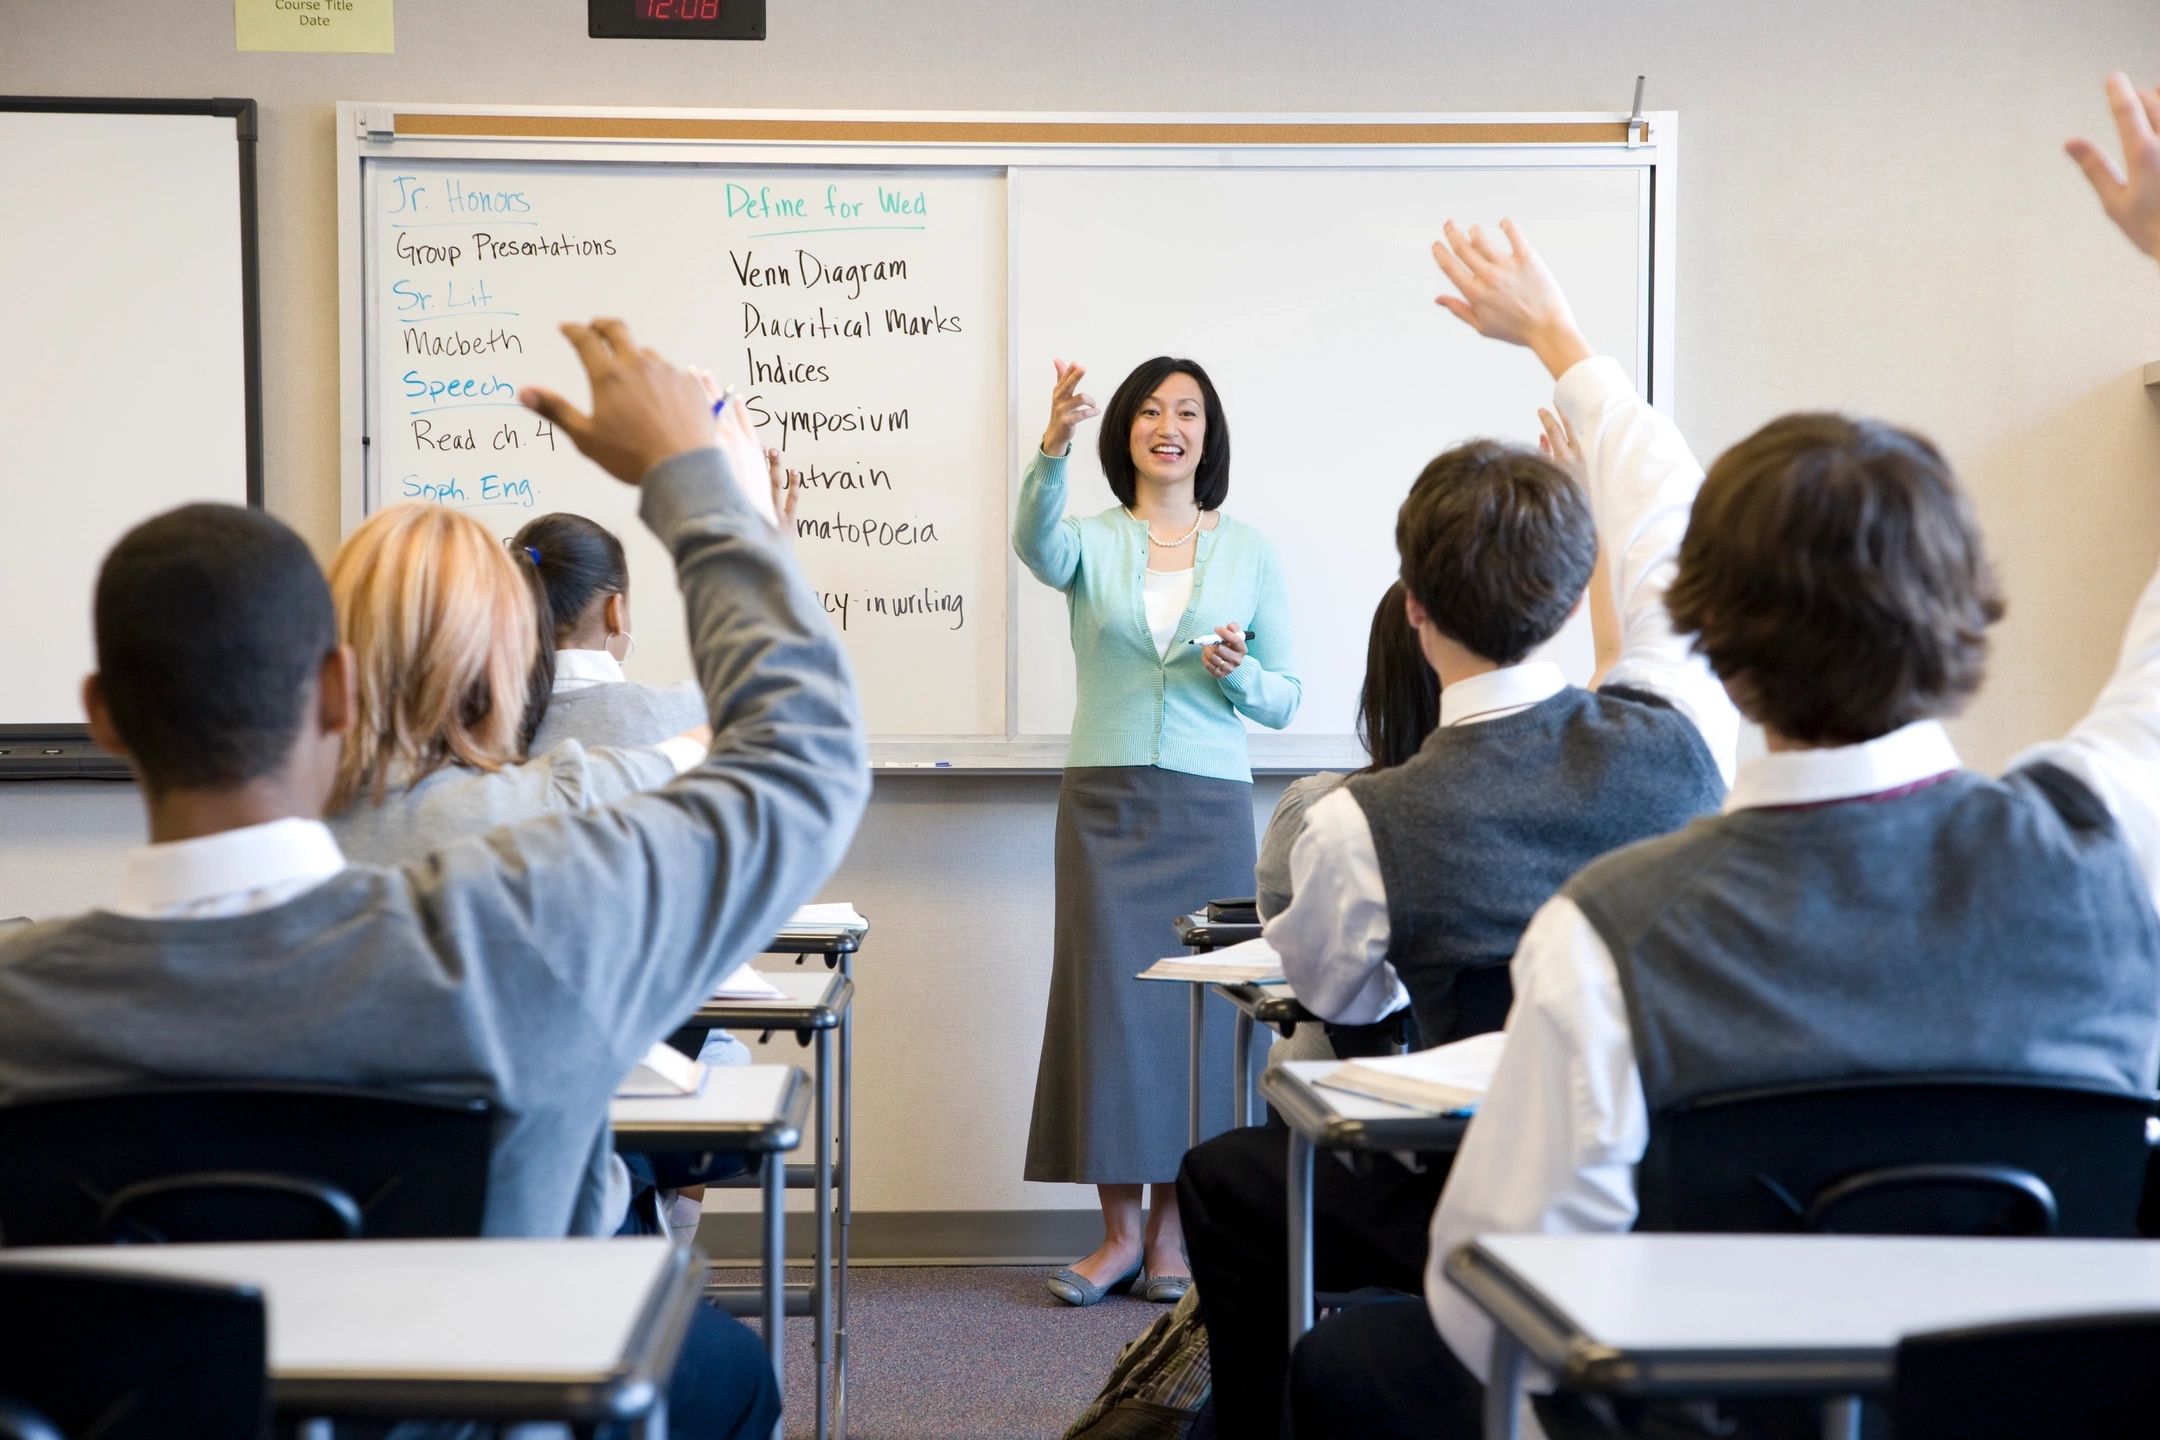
[338,106,1675,769]
[1,98,261,777]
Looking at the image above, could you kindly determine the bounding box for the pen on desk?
[710,383,737,419]
[1187,630,1256,647]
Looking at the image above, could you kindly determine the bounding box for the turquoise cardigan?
[1015,449,1301,783]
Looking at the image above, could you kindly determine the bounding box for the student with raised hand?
[1284,86,2160,1437]
[1178,221,1737,1440]
[0,319,863,1440]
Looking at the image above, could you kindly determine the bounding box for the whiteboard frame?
[335,103,1678,772]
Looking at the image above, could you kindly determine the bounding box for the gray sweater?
[1255,772,1345,922]
[328,739,679,868]
[531,678,706,755]
[0,451,868,1238]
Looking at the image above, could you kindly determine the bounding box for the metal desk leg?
[1230,1006,1253,1129]
[1286,1129,1314,1345]
[1823,1397,1862,1440]
[760,1147,785,1428]
[835,953,853,1440]
[813,1024,834,1440]
[1187,984,1204,1149]
[1484,1332,1525,1440]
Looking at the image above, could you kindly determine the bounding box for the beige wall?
[4,1,2159,1215]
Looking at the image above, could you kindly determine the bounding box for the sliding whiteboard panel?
[0,103,257,733]
[1010,166,1646,740]
[339,105,1677,766]
[364,161,1008,737]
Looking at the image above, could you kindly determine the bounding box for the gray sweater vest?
[1567,764,2160,1112]
[1345,685,1724,1048]
[531,678,707,755]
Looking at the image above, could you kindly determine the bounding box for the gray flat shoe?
[1045,1260,1142,1307]
[1142,1272,1191,1304]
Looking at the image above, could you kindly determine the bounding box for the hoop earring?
[605,631,636,664]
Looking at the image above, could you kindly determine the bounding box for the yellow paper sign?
[236,0,394,53]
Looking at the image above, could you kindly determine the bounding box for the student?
[0,321,865,1440]
[514,510,708,755]
[1286,82,2160,1437]
[1178,222,1738,1440]
[324,502,707,869]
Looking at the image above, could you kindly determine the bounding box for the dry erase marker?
[710,383,737,418]
[1187,630,1256,647]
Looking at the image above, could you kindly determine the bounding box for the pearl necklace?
[1124,506,1205,547]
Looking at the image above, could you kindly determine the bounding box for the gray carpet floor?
[714,1264,1169,1440]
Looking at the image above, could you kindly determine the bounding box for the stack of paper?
[616,1042,708,1098]
[1139,936,1285,984]
[710,967,789,1001]
[777,902,869,936]
[1313,1032,1506,1115]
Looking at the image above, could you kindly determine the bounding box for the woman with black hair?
[1015,356,1302,1307]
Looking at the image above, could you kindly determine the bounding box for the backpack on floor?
[1061,1283,1213,1440]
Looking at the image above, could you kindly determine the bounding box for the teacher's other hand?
[2067,72,2160,261]
[1042,359,1100,457]
[1431,219,1594,381]
[1204,625,1247,680]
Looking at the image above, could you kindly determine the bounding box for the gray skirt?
[1024,765,1261,1185]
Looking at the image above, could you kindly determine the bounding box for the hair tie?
[521,545,541,565]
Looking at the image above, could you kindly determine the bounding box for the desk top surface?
[697,966,850,1022]
[610,1061,801,1133]
[0,1238,681,1382]
[1456,1234,2160,1360]
[1263,1060,1470,1153]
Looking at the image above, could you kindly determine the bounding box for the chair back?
[1893,1311,2160,1440]
[0,1265,269,1438]
[0,1082,492,1247]
[1635,1073,2152,1238]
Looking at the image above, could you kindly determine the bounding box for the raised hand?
[1041,359,1100,457]
[1536,405,1586,485]
[2066,72,2160,260]
[519,320,715,486]
[1431,219,1594,380]
[765,447,801,547]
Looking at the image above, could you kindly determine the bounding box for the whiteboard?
[1009,166,1645,740]
[339,106,1676,768]
[364,161,1008,736]
[0,102,258,733]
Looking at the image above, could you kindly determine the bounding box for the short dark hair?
[1357,580,1440,772]
[1668,413,2004,744]
[93,504,336,793]
[1394,440,1596,666]
[1097,357,1231,510]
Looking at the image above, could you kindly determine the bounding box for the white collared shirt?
[551,648,626,694]
[1426,547,2160,1383]
[1263,356,1741,1027]
[110,817,347,919]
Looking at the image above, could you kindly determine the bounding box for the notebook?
[1311,1032,1506,1116]
[710,966,788,1001]
[616,1042,708,1098]
[1139,935,1285,985]
[776,902,869,937]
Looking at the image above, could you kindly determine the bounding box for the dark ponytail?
[509,512,629,755]
[511,512,630,644]
[1357,580,1440,774]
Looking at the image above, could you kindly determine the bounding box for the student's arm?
[1014,361,1099,592]
[1212,541,1303,729]
[1424,896,1647,1385]
[1263,788,1410,1024]
[1432,221,1738,782]
[1540,405,1623,687]
[425,324,868,1064]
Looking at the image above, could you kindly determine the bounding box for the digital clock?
[588,0,765,39]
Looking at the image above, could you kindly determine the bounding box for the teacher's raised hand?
[1041,359,1100,458]
[1430,219,1594,381]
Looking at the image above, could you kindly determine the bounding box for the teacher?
[1016,356,1302,1307]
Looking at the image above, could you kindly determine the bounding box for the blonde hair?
[328,504,538,810]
